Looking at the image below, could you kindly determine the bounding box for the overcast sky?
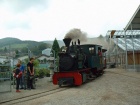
[0,0,139,41]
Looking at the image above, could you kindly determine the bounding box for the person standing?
[98,49,102,65]
[18,60,25,89]
[15,63,22,92]
[98,49,102,56]
[23,69,27,90]
[27,57,35,89]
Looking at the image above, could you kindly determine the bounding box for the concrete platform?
[0,68,140,105]
[0,77,58,103]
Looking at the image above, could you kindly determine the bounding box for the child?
[15,63,22,92]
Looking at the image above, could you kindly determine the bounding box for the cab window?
[89,47,94,54]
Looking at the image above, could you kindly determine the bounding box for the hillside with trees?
[0,37,52,56]
[0,35,108,56]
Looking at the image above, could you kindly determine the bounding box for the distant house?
[18,56,28,61]
[11,56,29,68]
[0,56,8,64]
[42,48,51,56]
[36,55,49,69]
[36,54,55,69]
[0,56,16,67]
[36,54,49,63]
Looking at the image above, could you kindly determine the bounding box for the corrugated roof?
[114,38,140,51]
[125,5,140,30]
[106,30,140,51]
[106,30,140,38]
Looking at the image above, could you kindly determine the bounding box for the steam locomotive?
[53,38,107,87]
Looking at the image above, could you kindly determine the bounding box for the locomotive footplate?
[58,77,74,86]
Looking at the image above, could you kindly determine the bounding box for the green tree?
[0,49,4,53]
[15,49,19,58]
[21,47,28,54]
[31,46,41,56]
[30,43,51,56]
[33,59,39,68]
[4,47,7,52]
[51,38,60,58]
[38,43,47,51]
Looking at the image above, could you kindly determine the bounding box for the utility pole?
[124,29,128,70]
[49,49,55,82]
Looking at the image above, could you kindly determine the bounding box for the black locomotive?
[53,38,107,86]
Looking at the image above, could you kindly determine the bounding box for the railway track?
[0,87,69,105]
[107,71,140,79]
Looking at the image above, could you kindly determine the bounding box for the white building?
[42,48,51,56]
[18,56,28,61]
[0,56,7,64]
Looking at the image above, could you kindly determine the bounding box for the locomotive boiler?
[53,38,107,87]
[59,38,86,71]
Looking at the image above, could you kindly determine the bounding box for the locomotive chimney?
[78,39,80,45]
[63,38,72,47]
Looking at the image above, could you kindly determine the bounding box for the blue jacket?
[20,65,25,72]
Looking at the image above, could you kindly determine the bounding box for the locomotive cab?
[80,44,102,69]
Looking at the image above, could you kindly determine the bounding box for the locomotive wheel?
[58,80,63,87]
[100,71,104,75]
[59,84,62,87]
[96,72,100,77]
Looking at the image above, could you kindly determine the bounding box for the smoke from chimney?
[64,28,87,42]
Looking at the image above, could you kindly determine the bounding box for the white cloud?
[1,0,49,13]
[0,0,140,41]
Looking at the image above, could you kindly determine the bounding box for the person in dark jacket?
[15,63,22,92]
[27,57,35,89]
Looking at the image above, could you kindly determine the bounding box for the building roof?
[42,48,52,56]
[106,30,140,51]
[106,5,140,52]
[125,5,140,30]
[35,54,49,59]
[42,48,51,52]
[114,38,140,51]
[106,30,140,38]
[35,54,54,61]
[80,44,102,47]
[18,56,28,61]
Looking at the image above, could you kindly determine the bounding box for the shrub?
[35,69,39,78]
[38,69,44,78]
[46,69,50,77]
[34,68,50,78]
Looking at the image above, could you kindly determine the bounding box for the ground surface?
[0,68,140,105]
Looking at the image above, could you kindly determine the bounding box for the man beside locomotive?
[98,49,102,65]
[27,57,35,89]
[98,49,102,56]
